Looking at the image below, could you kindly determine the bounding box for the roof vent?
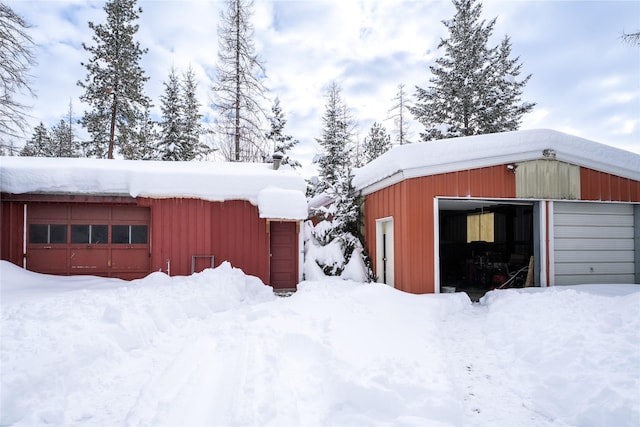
[272,152,284,170]
[543,148,556,159]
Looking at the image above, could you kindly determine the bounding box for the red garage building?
[353,129,640,297]
[1,157,307,290]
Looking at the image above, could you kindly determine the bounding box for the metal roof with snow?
[0,157,308,220]
[353,129,640,194]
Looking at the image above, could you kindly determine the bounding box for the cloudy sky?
[8,0,640,175]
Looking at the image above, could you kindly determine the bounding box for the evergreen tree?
[363,122,391,163]
[265,98,300,168]
[0,4,35,144]
[158,66,183,160]
[307,83,373,281]
[387,83,412,145]
[20,122,52,156]
[212,0,268,162]
[50,119,79,157]
[410,0,534,141]
[181,66,206,160]
[78,0,151,159]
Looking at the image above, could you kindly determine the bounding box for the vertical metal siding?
[0,200,24,266]
[580,168,640,202]
[140,198,271,284]
[363,165,516,294]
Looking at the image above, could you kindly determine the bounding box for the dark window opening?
[112,225,148,244]
[71,224,108,244]
[29,224,67,244]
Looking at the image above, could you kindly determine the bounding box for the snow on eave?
[353,129,640,193]
[0,157,307,216]
[257,187,308,220]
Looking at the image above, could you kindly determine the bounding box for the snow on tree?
[77,0,152,159]
[181,66,207,161]
[158,66,183,161]
[0,3,35,147]
[158,66,206,161]
[387,83,412,145]
[363,122,391,163]
[265,98,301,168]
[212,0,268,162]
[20,108,80,158]
[20,123,51,157]
[306,82,373,282]
[410,0,534,141]
[49,119,80,157]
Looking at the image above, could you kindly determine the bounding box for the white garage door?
[553,202,636,285]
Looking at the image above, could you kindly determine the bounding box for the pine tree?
[363,122,391,163]
[50,119,79,157]
[77,0,151,159]
[181,66,206,160]
[306,83,373,281]
[410,0,534,141]
[20,122,52,156]
[0,4,35,144]
[212,0,268,162]
[387,83,412,145]
[265,98,300,168]
[158,66,183,160]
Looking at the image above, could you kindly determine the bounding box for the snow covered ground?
[1,260,638,427]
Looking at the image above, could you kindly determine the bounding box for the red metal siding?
[1,200,24,266]
[364,165,516,294]
[580,168,640,202]
[138,198,271,284]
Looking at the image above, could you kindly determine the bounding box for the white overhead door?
[553,202,636,285]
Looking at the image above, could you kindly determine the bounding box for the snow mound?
[0,261,274,426]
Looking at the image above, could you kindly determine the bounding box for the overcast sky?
[9,0,640,175]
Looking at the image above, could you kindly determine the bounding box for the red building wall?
[363,165,516,294]
[1,196,272,284]
[364,165,640,294]
[138,198,270,283]
[580,168,640,202]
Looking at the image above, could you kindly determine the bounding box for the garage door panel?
[28,248,68,273]
[555,250,634,263]
[554,262,635,276]
[554,238,634,251]
[554,203,632,215]
[70,247,110,271]
[554,226,633,239]
[111,248,149,271]
[553,213,633,227]
[555,273,636,285]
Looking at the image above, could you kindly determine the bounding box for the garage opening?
[438,199,537,301]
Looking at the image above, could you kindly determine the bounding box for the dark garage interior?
[439,200,535,301]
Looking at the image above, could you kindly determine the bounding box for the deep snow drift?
[1,261,638,426]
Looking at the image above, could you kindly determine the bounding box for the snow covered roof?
[0,157,308,220]
[353,129,640,193]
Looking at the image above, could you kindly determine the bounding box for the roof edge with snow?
[0,157,309,220]
[353,129,640,194]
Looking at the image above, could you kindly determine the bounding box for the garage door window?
[112,225,148,244]
[71,224,108,244]
[29,224,67,244]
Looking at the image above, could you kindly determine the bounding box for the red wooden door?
[269,221,298,289]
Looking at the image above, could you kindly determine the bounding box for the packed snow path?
[2,262,639,426]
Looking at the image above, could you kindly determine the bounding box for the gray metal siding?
[553,202,636,285]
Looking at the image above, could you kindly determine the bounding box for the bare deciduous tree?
[0,3,36,146]
[212,0,268,162]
